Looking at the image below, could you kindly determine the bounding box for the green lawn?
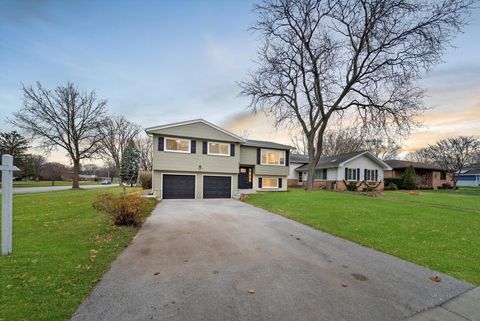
[0,188,156,321]
[245,187,480,285]
[1,180,102,188]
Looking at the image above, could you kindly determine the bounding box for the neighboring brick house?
[384,160,452,188]
[145,119,292,199]
[290,151,391,191]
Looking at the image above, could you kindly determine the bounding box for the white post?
[1,154,19,256]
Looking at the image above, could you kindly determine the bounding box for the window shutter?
[191,140,196,153]
[278,178,282,188]
[375,169,378,181]
[257,148,261,164]
[285,150,290,166]
[230,143,235,156]
[203,141,208,154]
[357,169,360,181]
[258,177,262,188]
[345,168,348,180]
[158,137,164,151]
[323,169,327,180]
[364,169,367,181]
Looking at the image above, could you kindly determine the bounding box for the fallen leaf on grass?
[429,276,442,282]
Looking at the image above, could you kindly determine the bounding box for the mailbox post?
[1,154,20,256]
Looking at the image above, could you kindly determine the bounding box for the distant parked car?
[101,179,112,185]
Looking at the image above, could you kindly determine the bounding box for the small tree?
[120,139,140,187]
[98,115,141,171]
[401,166,417,190]
[40,162,66,186]
[425,136,480,188]
[0,131,30,168]
[11,82,107,189]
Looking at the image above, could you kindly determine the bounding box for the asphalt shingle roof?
[384,160,445,171]
[295,151,368,171]
[243,139,293,150]
[290,154,309,163]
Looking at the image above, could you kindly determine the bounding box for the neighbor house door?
[238,167,253,189]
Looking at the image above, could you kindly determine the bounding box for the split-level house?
[145,119,291,199]
[289,151,392,191]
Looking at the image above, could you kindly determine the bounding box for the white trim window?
[261,149,286,166]
[208,142,230,156]
[262,178,278,188]
[365,169,376,181]
[165,137,190,153]
[298,171,303,182]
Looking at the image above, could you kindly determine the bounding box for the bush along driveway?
[245,188,480,285]
[0,187,156,321]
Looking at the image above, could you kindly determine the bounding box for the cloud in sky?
[0,0,479,163]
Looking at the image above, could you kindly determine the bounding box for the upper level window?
[208,142,230,156]
[165,137,190,153]
[261,149,285,166]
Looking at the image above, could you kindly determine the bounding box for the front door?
[238,167,253,189]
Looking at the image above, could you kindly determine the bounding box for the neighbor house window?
[165,137,190,153]
[298,172,303,182]
[314,168,328,180]
[262,178,278,188]
[208,142,230,156]
[261,149,285,166]
[440,172,447,180]
[346,168,360,180]
[365,169,376,181]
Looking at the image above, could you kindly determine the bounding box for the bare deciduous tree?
[240,0,474,190]
[11,82,107,188]
[98,115,141,170]
[425,136,480,188]
[40,162,66,186]
[136,135,152,171]
[405,148,434,164]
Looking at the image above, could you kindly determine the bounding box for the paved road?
[71,199,473,321]
[0,184,119,195]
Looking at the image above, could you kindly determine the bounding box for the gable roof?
[384,160,445,171]
[243,139,293,150]
[460,163,480,175]
[145,119,246,142]
[296,151,391,171]
[290,154,309,163]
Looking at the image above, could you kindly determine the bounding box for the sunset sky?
[1,0,479,163]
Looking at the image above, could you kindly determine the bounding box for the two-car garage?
[162,174,232,199]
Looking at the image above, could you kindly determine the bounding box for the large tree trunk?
[306,136,317,191]
[72,159,80,189]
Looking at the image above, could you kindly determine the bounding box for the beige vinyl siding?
[153,137,240,173]
[148,122,241,142]
[240,146,289,176]
[255,164,289,176]
[239,146,257,165]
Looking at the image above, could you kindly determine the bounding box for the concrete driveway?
[71,199,473,321]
